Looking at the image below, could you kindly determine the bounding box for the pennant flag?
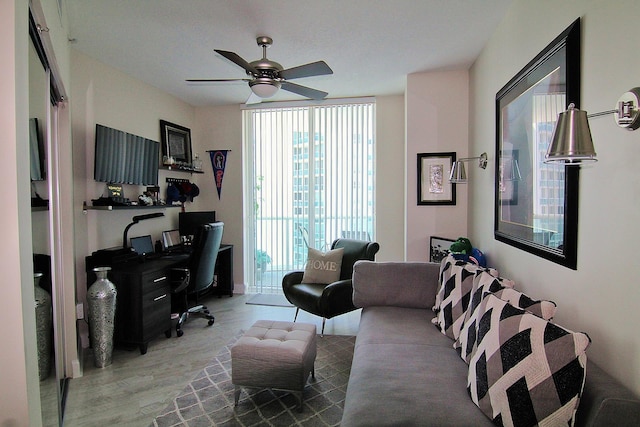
[209,150,228,199]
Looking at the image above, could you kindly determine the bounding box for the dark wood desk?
[86,244,234,354]
[108,257,180,354]
[212,244,234,297]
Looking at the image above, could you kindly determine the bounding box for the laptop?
[162,229,191,254]
[130,235,157,258]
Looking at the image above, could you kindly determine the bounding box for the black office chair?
[282,238,380,335]
[170,222,224,337]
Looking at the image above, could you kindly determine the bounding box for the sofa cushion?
[467,294,590,427]
[433,256,500,340]
[342,306,494,427]
[455,271,515,363]
[301,247,343,284]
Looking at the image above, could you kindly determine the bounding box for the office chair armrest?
[170,268,191,293]
[282,271,304,292]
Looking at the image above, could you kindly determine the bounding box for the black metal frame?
[160,120,192,164]
[494,18,581,270]
[417,152,456,206]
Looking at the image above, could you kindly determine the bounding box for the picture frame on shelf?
[417,152,456,205]
[160,120,192,166]
[494,18,580,270]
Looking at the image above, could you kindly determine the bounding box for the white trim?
[241,96,376,110]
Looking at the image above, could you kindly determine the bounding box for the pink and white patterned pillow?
[454,270,515,361]
[432,255,498,340]
[467,294,590,427]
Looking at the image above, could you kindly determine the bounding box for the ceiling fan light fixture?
[249,79,280,98]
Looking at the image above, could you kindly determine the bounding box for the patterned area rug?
[150,333,356,427]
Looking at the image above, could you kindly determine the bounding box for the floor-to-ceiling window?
[243,99,375,294]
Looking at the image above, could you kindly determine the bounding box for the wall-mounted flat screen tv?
[94,124,159,185]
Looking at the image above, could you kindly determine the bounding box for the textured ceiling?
[66,0,513,106]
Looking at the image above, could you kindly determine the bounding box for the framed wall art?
[494,18,580,270]
[160,120,192,165]
[430,236,455,263]
[417,152,456,205]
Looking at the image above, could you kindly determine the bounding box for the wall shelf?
[82,202,181,213]
[160,165,204,174]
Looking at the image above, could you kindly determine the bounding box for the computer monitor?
[179,211,216,238]
[161,229,181,251]
[130,235,154,255]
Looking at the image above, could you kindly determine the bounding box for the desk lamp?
[122,212,164,249]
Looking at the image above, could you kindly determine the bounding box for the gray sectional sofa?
[341,260,640,427]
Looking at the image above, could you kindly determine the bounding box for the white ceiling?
[65,0,514,107]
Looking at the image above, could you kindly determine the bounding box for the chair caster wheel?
[176,329,184,337]
[208,319,215,326]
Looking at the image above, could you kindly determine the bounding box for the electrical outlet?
[76,302,84,320]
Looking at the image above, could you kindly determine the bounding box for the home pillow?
[301,247,344,284]
[432,255,499,340]
[454,270,515,363]
[467,294,590,427]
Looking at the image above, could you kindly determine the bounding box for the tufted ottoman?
[231,320,317,411]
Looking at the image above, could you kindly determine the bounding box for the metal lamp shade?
[449,161,467,183]
[545,104,597,164]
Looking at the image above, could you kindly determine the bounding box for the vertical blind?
[243,100,375,293]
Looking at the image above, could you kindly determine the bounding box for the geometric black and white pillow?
[432,255,498,340]
[454,270,515,363]
[467,294,591,427]
[492,287,557,321]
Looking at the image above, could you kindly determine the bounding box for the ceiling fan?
[187,36,333,102]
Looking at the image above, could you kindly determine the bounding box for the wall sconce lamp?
[449,152,488,183]
[545,87,640,165]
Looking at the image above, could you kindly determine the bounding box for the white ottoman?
[231,320,317,411]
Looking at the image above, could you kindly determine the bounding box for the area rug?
[150,333,355,427]
[245,293,294,308]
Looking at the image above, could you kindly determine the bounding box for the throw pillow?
[467,294,590,427]
[301,247,344,284]
[454,270,515,363]
[492,287,557,321]
[432,255,499,340]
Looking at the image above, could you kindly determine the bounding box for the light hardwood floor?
[61,293,361,427]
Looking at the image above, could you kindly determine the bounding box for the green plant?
[255,249,271,270]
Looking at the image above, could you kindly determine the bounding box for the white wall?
[469,0,640,395]
[405,70,469,261]
[71,50,196,345]
[192,105,245,290]
[1,0,41,424]
[375,95,405,261]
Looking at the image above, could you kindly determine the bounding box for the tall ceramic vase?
[34,272,52,381]
[87,267,117,368]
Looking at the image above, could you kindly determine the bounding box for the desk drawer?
[141,270,169,293]
[142,285,171,339]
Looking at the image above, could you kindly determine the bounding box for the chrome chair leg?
[293,307,299,322]
[321,318,326,336]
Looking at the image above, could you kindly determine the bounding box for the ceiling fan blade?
[281,81,328,100]
[186,78,251,83]
[280,61,333,80]
[214,49,258,75]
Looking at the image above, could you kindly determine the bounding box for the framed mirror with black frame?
[494,18,581,270]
